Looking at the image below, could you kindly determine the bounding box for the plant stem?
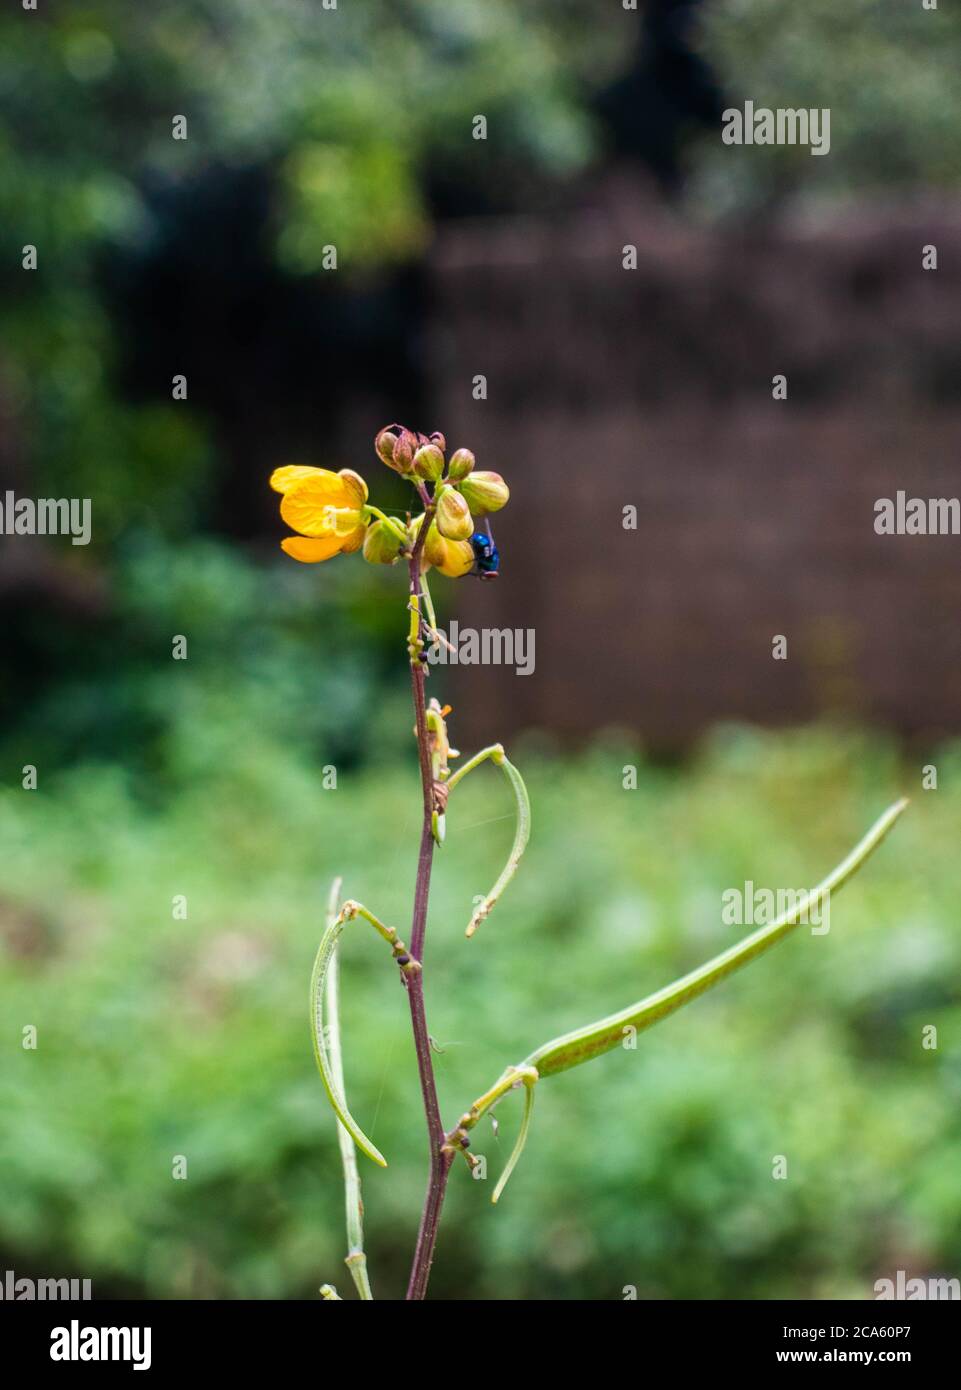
[404,509,455,1301]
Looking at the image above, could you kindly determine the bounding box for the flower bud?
[362,519,403,565]
[412,443,444,482]
[435,486,473,541]
[429,431,447,454]
[437,538,474,578]
[422,520,448,569]
[447,447,474,481]
[375,426,398,468]
[408,514,441,567]
[392,429,417,474]
[457,470,509,514]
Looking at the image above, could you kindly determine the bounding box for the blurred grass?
[1,725,958,1299]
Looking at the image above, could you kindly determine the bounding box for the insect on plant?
[269,424,908,1301]
[469,524,499,579]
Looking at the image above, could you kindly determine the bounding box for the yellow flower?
[270,466,369,563]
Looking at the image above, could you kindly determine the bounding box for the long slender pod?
[525,797,908,1077]
[451,799,908,1201]
[324,879,374,1299]
[310,907,389,1168]
[446,743,531,936]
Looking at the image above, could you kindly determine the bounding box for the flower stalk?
[403,505,456,1301]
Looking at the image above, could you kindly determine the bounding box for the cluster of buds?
[373,423,509,578]
[271,423,509,580]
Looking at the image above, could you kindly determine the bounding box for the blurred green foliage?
[0,0,610,514]
[2,535,413,782]
[695,0,961,211]
[1,727,957,1299]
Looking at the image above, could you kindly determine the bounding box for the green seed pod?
[447,447,475,481]
[457,470,509,514]
[435,486,473,541]
[362,519,403,565]
[413,443,445,482]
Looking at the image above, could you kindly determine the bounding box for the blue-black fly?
[469,527,499,579]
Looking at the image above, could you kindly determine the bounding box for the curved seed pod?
[310,910,388,1168]
[491,1074,537,1205]
[324,880,375,1299]
[446,745,531,937]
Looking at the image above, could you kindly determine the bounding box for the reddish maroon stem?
[404,513,455,1301]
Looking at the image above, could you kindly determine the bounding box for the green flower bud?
[413,443,445,482]
[362,519,403,565]
[435,486,473,541]
[447,447,475,481]
[457,470,509,514]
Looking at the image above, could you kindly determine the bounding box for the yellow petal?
[280,535,344,563]
[438,539,474,578]
[270,465,325,495]
[339,524,366,554]
[338,469,369,505]
[422,521,448,569]
[280,472,352,536]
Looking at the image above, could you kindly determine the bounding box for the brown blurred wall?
[428,183,961,750]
